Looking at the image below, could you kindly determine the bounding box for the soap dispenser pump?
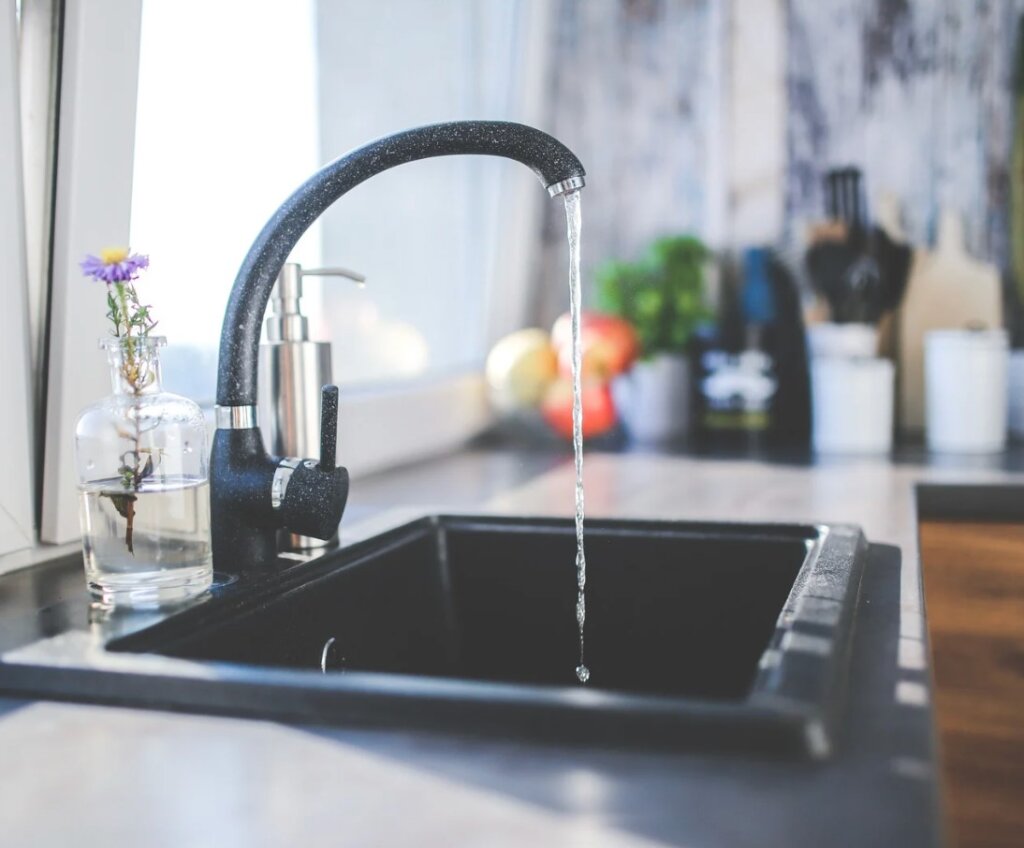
[258,261,364,549]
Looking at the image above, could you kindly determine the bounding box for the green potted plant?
[597,235,711,443]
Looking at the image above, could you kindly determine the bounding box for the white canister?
[612,354,690,444]
[925,329,1008,454]
[807,323,878,360]
[811,357,894,455]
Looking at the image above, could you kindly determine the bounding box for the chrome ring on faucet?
[270,458,302,510]
[546,175,586,198]
[215,405,258,429]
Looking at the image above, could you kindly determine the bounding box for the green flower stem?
[105,280,153,555]
[83,250,154,556]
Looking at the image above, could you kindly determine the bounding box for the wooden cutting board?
[897,209,1002,432]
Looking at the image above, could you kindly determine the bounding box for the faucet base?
[210,428,281,571]
[210,427,348,572]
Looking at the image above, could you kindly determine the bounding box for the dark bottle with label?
[694,248,810,452]
[764,252,811,448]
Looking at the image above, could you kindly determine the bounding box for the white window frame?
[0,0,36,557]
[38,0,555,543]
[40,0,143,543]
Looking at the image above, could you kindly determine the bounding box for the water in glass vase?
[79,475,213,606]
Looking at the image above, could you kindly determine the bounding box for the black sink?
[98,515,866,757]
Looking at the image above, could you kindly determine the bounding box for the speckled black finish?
[210,429,350,570]
[318,386,338,469]
[279,461,349,540]
[210,122,584,571]
[216,121,586,407]
[210,429,280,570]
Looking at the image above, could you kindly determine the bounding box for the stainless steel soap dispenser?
[258,262,364,549]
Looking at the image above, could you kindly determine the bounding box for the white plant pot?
[612,354,690,444]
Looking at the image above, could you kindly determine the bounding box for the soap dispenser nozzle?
[266,263,365,343]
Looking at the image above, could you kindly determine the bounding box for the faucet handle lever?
[319,385,339,470]
[301,267,366,286]
[273,384,348,542]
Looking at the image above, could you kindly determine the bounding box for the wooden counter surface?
[920,521,1024,848]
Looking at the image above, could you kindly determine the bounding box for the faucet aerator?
[547,175,586,198]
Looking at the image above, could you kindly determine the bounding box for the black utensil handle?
[847,167,863,230]
[841,169,851,225]
[842,168,853,226]
[825,171,839,218]
[319,385,339,470]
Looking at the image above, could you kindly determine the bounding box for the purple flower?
[80,248,150,283]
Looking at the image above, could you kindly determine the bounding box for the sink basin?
[103,515,866,757]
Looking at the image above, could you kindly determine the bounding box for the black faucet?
[211,121,586,570]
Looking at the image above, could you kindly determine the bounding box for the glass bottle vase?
[74,337,213,606]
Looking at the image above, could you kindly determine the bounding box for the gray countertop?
[1,447,1022,847]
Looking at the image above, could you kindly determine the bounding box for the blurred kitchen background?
[110,0,1024,466]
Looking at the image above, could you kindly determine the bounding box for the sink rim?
[1,514,867,758]
[108,514,866,757]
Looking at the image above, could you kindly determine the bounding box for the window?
[129,0,322,403]
[39,0,552,543]
[129,0,544,400]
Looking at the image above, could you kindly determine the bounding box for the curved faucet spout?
[210,121,584,571]
[216,120,586,408]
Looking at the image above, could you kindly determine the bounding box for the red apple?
[541,377,617,440]
[551,311,639,379]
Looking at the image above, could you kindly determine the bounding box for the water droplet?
[576,664,590,684]
[183,441,193,454]
[86,459,95,470]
